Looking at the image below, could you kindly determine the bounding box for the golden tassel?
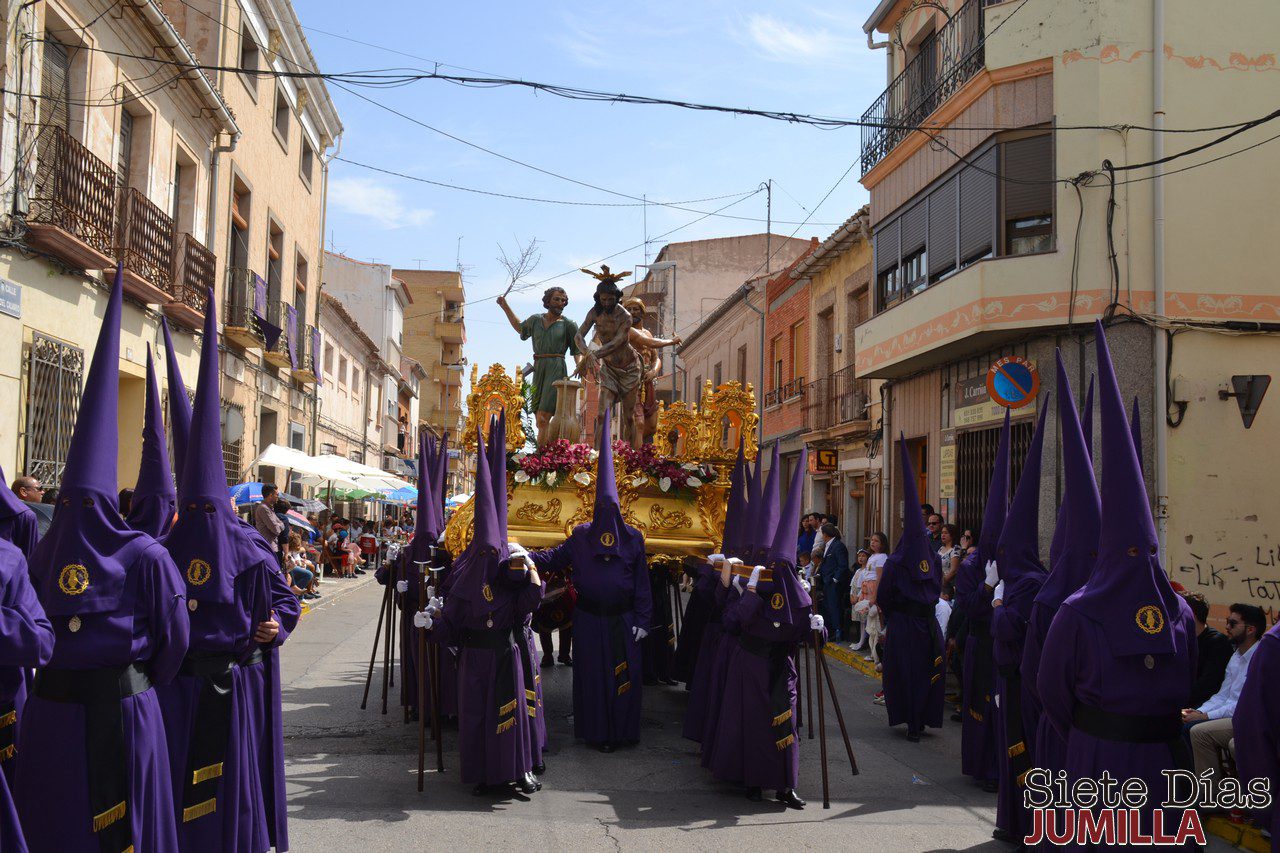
[771,709,792,727]
[499,699,518,716]
[525,689,537,700]
[182,799,217,823]
[93,801,127,831]
[123,846,135,853]
[968,708,984,722]
[930,673,941,684]
[527,705,538,718]
[775,734,795,750]
[934,656,943,667]
[0,744,14,762]
[0,710,15,728]
[617,681,631,696]
[191,762,224,785]
[1008,742,1026,758]
[613,662,628,676]
[1016,769,1030,787]
[495,717,515,735]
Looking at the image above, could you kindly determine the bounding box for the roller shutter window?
[958,147,997,265]
[41,39,71,132]
[928,176,958,279]
[1002,134,1054,255]
[875,217,900,309]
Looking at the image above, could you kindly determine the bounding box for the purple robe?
[519,615,547,764]
[991,574,1044,840]
[432,576,543,785]
[531,523,653,746]
[378,550,425,716]
[641,564,676,683]
[673,563,712,684]
[876,554,945,734]
[156,558,298,853]
[707,585,811,790]
[955,553,999,782]
[0,508,37,564]
[16,541,189,852]
[1232,620,1279,839]
[1036,596,1196,849]
[699,583,740,765]
[0,540,52,853]
[682,565,725,743]
[1022,601,1066,776]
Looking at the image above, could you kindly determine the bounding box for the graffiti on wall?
[1174,544,1280,626]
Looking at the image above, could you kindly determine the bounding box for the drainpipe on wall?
[310,131,340,459]
[1151,0,1169,562]
[744,283,766,443]
[867,29,892,81]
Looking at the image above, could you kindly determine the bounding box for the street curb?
[823,642,881,680]
[1205,816,1270,852]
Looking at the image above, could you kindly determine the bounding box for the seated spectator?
[285,532,320,600]
[1183,592,1234,707]
[1184,603,1266,785]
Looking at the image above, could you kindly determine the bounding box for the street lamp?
[636,261,678,402]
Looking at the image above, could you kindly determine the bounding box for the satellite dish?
[221,405,245,443]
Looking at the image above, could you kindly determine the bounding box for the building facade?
[855,0,1280,613]
[315,291,387,465]
[760,241,819,489]
[677,279,768,425]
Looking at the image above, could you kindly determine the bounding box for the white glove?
[632,626,649,641]
[413,610,433,630]
[732,575,744,594]
[984,559,1000,589]
[426,585,435,600]
[800,578,812,593]
[747,565,764,589]
[395,580,409,594]
[993,581,1005,604]
[810,614,825,632]
[707,553,725,565]
[429,596,443,611]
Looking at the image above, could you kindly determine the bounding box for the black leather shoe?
[597,743,615,753]
[950,712,963,723]
[472,783,489,796]
[540,655,554,668]
[558,656,573,667]
[776,789,806,810]
[533,762,546,775]
[516,772,540,794]
[992,828,1017,843]
[745,787,763,802]
[906,731,921,743]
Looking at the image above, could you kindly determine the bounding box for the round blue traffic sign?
[986,356,1039,409]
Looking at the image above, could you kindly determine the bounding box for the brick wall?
[762,240,819,441]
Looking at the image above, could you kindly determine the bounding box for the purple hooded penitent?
[385,429,437,719]
[1048,376,1093,571]
[874,436,944,737]
[16,267,188,852]
[1024,355,1103,780]
[431,426,541,785]
[126,345,177,538]
[991,402,1050,840]
[157,288,299,853]
[160,318,192,494]
[1232,619,1280,840]
[720,439,746,557]
[0,461,37,561]
[708,448,814,791]
[529,406,651,747]
[1035,321,1195,844]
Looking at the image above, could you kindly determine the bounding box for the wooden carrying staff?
[809,610,860,810]
[428,562,445,774]
[361,572,392,711]
[416,559,429,791]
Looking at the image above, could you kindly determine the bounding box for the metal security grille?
[25,333,85,487]
[221,402,243,486]
[955,418,1033,537]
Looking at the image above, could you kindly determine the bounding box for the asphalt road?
[279,575,1228,852]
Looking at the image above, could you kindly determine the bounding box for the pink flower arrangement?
[612,441,718,492]
[515,440,595,484]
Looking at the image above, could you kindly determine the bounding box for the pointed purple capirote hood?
[0,461,32,522]
[164,288,264,604]
[1068,322,1180,655]
[450,426,507,613]
[980,409,1012,563]
[720,438,746,557]
[995,402,1050,588]
[1130,395,1142,463]
[33,267,153,616]
[409,430,439,561]
[434,431,449,535]
[1037,352,1101,613]
[887,434,940,583]
[761,447,812,622]
[126,345,177,538]
[1049,376,1093,569]
[752,443,781,563]
[588,406,635,555]
[160,318,192,493]
[488,407,508,543]
[740,448,764,559]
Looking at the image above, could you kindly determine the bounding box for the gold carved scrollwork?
[462,364,527,453]
[653,400,700,460]
[695,379,758,463]
[444,495,474,556]
[515,498,562,526]
[648,504,692,532]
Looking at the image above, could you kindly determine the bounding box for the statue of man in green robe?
[497,286,582,439]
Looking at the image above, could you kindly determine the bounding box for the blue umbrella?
[384,486,417,505]
[230,481,265,506]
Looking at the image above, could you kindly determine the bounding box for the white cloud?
[742,13,857,65]
[328,176,434,230]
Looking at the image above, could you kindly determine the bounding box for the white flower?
[681,462,699,471]
[589,449,599,461]
[631,476,648,488]
[546,471,557,486]
[659,477,672,492]
[514,470,530,483]
[686,476,703,488]
[573,472,591,486]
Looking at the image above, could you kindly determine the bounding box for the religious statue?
[497,286,582,440]
[579,264,631,288]
[624,297,681,446]
[574,272,641,447]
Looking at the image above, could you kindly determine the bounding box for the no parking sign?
[986,356,1040,409]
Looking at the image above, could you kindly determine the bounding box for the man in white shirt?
[1183,603,1267,783]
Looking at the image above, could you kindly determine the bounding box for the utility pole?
[765,179,773,275]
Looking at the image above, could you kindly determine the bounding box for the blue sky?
[302,0,887,371]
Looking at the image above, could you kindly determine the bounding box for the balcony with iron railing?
[224,267,265,350]
[860,0,987,174]
[292,324,319,384]
[262,300,295,369]
[115,186,176,304]
[804,366,872,436]
[27,125,117,271]
[165,233,215,328]
[435,310,465,343]
[764,377,806,410]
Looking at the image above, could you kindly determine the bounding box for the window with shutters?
[40,38,72,133]
[274,87,290,149]
[712,361,722,388]
[737,345,747,384]
[239,26,261,98]
[221,402,243,486]
[1001,134,1055,256]
[25,333,84,488]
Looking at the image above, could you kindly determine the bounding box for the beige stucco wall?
[677,290,763,403]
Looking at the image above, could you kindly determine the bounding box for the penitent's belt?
[578,596,635,697]
[738,634,797,751]
[178,648,264,825]
[998,664,1033,788]
[34,662,153,853]
[0,699,15,763]
[1071,702,1191,769]
[965,621,994,725]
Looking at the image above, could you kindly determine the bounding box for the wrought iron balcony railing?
[116,186,175,294]
[805,366,872,432]
[860,0,986,174]
[168,233,214,322]
[28,125,117,263]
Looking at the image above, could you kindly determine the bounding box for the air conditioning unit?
[834,333,843,353]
